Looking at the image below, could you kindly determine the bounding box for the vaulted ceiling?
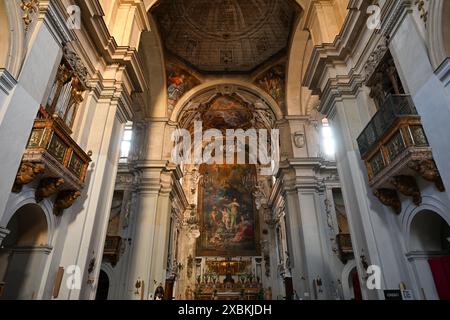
[152,0,300,73]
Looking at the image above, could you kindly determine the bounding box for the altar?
[195,282,263,300]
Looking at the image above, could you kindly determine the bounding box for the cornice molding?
[0,69,18,95]
[435,58,450,87]
[304,0,414,118]
[76,0,148,94]
[39,0,75,45]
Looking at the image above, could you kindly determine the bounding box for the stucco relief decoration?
[255,64,286,109]
[166,63,200,114]
[20,0,39,28]
[63,47,89,85]
[293,131,305,149]
[364,38,389,82]
[415,0,429,24]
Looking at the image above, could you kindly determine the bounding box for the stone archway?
[406,209,450,300]
[0,0,10,69]
[0,204,50,300]
[428,0,450,70]
[95,270,110,300]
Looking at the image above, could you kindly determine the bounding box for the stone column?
[279,168,309,299]
[2,246,52,300]
[0,5,68,224]
[125,163,174,300]
[55,86,126,300]
[389,12,450,197]
[328,88,415,300]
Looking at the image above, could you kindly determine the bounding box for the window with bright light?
[120,124,133,163]
[322,118,335,157]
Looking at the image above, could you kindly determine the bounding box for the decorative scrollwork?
[53,190,81,216]
[20,0,39,28]
[408,159,445,192]
[390,175,421,205]
[12,162,45,193]
[35,177,65,202]
[373,188,402,214]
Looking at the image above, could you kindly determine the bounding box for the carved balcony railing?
[357,94,445,213]
[336,233,353,254]
[103,236,123,266]
[12,115,91,215]
[335,233,353,263]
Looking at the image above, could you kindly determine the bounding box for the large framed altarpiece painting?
[197,164,260,256]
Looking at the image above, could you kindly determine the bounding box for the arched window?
[321,118,335,157]
[119,123,133,163]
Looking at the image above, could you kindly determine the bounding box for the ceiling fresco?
[153,0,299,73]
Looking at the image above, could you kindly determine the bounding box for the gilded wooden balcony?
[335,233,353,263]
[12,115,91,215]
[336,233,353,254]
[357,94,444,213]
[103,236,123,266]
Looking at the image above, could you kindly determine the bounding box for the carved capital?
[374,189,402,214]
[390,175,421,205]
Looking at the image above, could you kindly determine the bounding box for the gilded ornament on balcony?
[35,178,65,203]
[12,162,45,193]
[373,189,401,214]
[390,175,422,205]
[20,0,39,27]
[54,190,81,216]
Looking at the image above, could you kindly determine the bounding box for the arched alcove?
[409,210,450,253]
[407,210,450,300]
[95,270,110,300]
[0,204,50,300]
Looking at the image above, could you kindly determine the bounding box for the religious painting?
[197,164,260,256]
[332,188,349,234]
[200,94,253,130]
[166,63,200,112]
[255,64,285,108]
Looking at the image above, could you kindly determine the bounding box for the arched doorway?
[0,204,49,300]
[407,210,450,300]
[341,260,362,300]
[95,270,110,300]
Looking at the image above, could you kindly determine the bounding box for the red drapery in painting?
[428,255,450,300]
[351,271,363,301]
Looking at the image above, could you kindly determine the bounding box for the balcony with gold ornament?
[12,49,91,216]
[335,233,353,263]
[357,94,445,214]
[103,236,123,267]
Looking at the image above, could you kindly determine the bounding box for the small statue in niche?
[264,287,273,300]
[293,132,305,149]
[154,283,165,300]
[185,285,194,300]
